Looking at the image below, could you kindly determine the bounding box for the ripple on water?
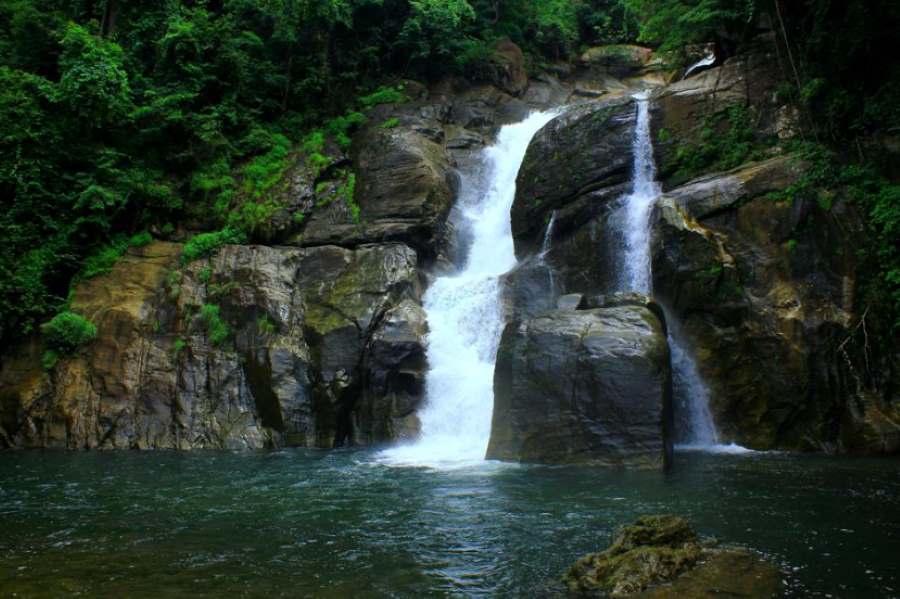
[0,449,898,598]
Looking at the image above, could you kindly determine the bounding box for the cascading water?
[619,92,661,294]
[617,92,731,450]
[540,210,558,295]
[379,110,559,468]
[683,53,716,79]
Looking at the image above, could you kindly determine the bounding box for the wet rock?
[357,299,428,443]
[511,98,635,256]
[294,125,454,261]
[579,45,654,77]
[556,293,585,310]
[564,515,780,598]
[487,299,672,468]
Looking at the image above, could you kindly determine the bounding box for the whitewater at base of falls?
[378,110,559,469]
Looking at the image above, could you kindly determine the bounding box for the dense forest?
[1,0,898,351]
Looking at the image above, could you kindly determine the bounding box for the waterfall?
[668,321,719,446]
[379,110,559,467]
[617,93,728,449]
[540,210,558,257]
[540,210,558,295]
[683,53,716,79]
[619,92,661,294]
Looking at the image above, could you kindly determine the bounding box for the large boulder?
[487,295,672,468]
[579,45,654,76]
[0,241,428,449]
[564,515,780,598]
[512,98,634,254]
[473,38,529,96]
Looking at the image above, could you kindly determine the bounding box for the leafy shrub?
[359,86,409,110]
[200,303,229,346]
[181,228,246,264]
[130,231,153,247]
[42,311,97,354]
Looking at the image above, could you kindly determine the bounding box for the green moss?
[359,86,409,110]
[379,117,400,129]
[42,311,97,353]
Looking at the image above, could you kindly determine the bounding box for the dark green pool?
[1,449,898,597]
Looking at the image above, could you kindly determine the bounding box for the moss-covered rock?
[564,515,780,598]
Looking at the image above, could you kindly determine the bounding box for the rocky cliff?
[1,39,897,456]
[501,36,899,455]
[0,43,648,450]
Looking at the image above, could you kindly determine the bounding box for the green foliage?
[173,338,187,356]
[200,303,229,346]
[662,106,772,183]
[257,315,276,336]
[379,117,401,129]
[774,143,900,328]
[58,23,132,123]
[42,311,97,354]
[624,0,758,63]
[181,228,246,264]
[198,266,213,284]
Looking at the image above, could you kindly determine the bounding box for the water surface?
[1,450,898,597]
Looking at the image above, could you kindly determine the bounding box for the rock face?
[564,515,780,598]
[487,294,672,468]
[651,156,900,452]
[295,124,455,259]
[0,241,426,449]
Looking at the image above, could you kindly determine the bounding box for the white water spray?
[540,210,557,257]
[379,111,559,468]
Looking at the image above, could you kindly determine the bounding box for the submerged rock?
[487,295,672,468]
[564,515,780,598]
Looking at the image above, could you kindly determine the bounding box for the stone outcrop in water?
[563,515,780,598]
[487,293,672,468]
